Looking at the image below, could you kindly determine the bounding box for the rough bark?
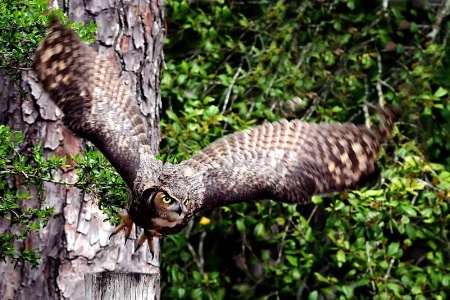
[0,0,165,299]
[84,273,159,300]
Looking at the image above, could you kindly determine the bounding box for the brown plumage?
[34,16,398,255]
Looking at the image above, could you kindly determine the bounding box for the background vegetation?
[158,1,450,299]
[1,0,449,299]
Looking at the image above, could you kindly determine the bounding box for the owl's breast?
[151,217,183,228]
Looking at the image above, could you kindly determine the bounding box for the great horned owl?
[34,16,398,255]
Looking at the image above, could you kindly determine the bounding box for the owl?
[34,16,398,256]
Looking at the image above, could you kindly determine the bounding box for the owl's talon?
[134,230,160,259]
[109,212,134,242]
[134,230,151,253]
[147,235,157,259]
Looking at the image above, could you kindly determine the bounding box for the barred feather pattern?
[33,17,157,189]
[34,17,398,237]
[177,109,398,213]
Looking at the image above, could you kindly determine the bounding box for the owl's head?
[128,187,190,231]
[150,191,189,225]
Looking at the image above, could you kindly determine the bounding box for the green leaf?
[341,285,354,298]
[401,205,417,217]
[166,110,180,122]
[434,87,448,98]
[308,291,319,300]
[311,196,322,204]
[336,250,346,263]
[347,1,355,10]
[236,219,245,232]
[386,282,403,297]
[254,223,265,236]
[314,272,328,283]
[286,255,298,267]
[387,242,399,256]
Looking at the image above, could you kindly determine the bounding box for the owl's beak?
[176,203,183,216]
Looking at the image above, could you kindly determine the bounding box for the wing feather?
[184,107,398,212]
[34,17,153,188]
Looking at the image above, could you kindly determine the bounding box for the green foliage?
[158,0,450,299]
[0,125,60,268]
[71,147,128,225]
[0,0,48,72]
[0,0,97,74]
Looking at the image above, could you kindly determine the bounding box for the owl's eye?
[184,199,189,206]
[161,195,173,204]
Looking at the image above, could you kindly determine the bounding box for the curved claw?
[109,212,134,244]
[134,230,161,259]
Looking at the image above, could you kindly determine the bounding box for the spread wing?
[33,17,154,189]
[183,108,398,212]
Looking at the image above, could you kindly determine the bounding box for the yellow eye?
[184,199,189,206]
[161,195,172,204]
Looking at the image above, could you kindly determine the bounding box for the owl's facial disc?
[149,191,189,227]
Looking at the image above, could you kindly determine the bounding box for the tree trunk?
[0,0,165,299]
[84,273,159,300]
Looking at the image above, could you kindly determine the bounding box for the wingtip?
[375,105,400,141]
[384,105,401,121]
[40,11,64,30]
[47,12,61,26]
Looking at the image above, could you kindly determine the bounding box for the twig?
[427,0,450,42]
[0,66,32,71]
[275,215,293,266]
[379,79,397,94]
[363,77,371,128]
[300,85,330,121]
[363,104,371,128]
[222,64,242,113]
[183,220,201,272]
[376,53,384,108]
[417,178,446,194]
[296,276,308,300]
[382,0,389,18]
[383,258,395,282]
[395,121,419,130]
[306,205,318,224]
[236,231,259,284]
[0,170,75,186]
[396,61,412,74]
[198,231,206,270]
[365,241,377,293]
[186,241,205,275]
